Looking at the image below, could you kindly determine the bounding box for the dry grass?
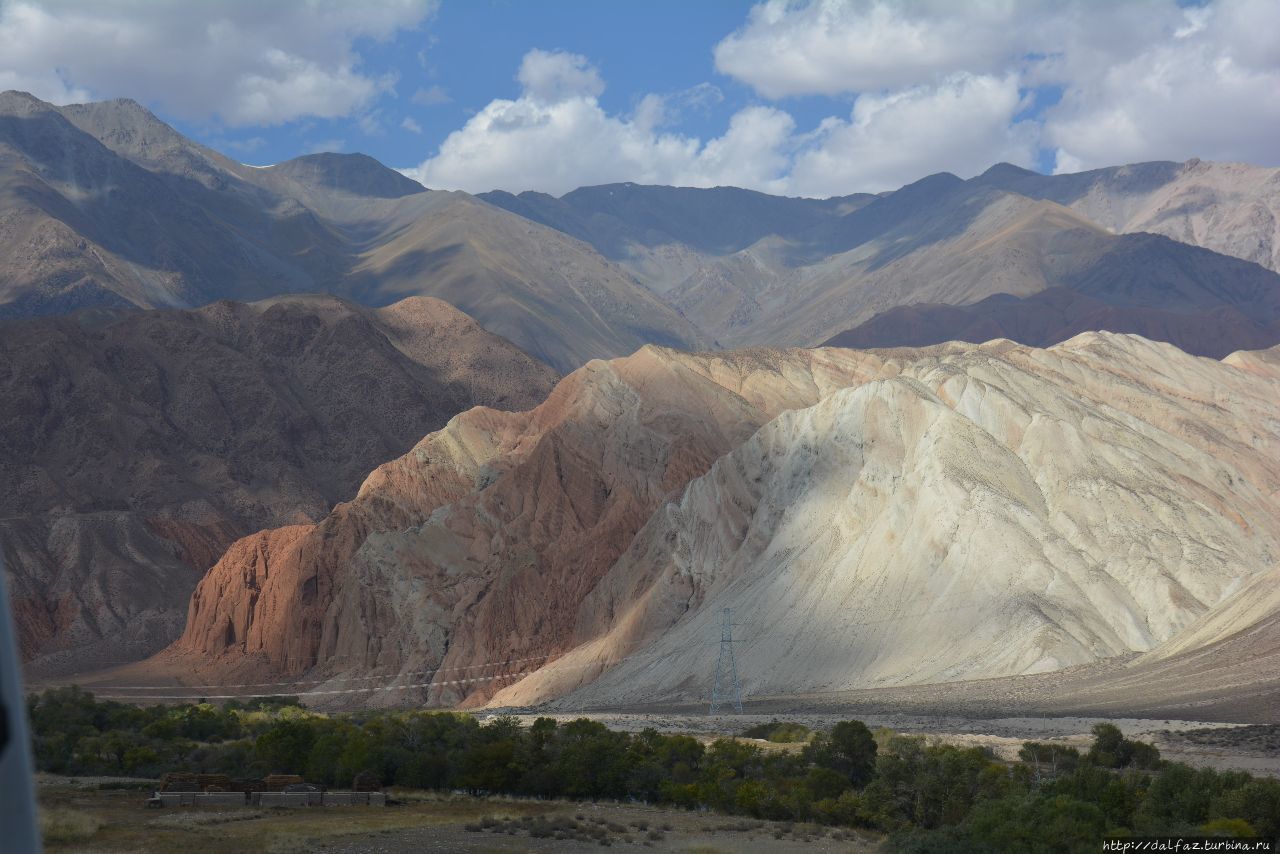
[38,783,556,852]
[38,780,884,852]
[147,810,265,829]
[40,807,103,844]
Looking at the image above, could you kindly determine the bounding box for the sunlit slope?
[496,334,1280,706]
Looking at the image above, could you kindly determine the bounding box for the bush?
[1201,818,1256,837]
[1086,724,1160,770]
[1018,741,1080,776]
[741,719,812,743]
[803,721,877,788]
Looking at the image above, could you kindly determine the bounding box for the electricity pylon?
[709,607,743,715]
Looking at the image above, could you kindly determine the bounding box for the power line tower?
[709,607,743,715]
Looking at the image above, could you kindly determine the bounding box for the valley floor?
[37,780,879,853]
[508,712,1280,780]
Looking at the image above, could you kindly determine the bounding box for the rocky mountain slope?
[158,334,1280,712]
[166,346,900,699]
[822,283,1280,359]
[0,91,702,372]
[1,295,558,673]
[484,171,1280,357]
[504,334,1280,707]
[974,159,1280,274]
[479,184,874,260]
[7,89,1280,365]
[749,188,1280,354]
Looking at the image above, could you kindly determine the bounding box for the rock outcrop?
[169,347,898,700]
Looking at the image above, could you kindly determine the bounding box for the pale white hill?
[494,334,1280,707]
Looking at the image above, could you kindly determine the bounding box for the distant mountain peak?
[90,96,148,111]
[268,152,427,198]
[0,89,55,115]
[980,162,1038,179]
[59,95,170,128]
[902,170,965,190]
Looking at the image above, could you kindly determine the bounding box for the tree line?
[26,687,1280,851]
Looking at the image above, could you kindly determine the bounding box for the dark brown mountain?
[0,294,558,673]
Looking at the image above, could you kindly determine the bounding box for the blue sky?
[194,0,891,177]
[200,1,772,170]
[2,0,1277,197]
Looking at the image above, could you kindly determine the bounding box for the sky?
[1,0,1278,197]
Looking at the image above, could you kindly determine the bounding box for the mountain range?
[0,91,701,373]
[483,164,1280,358]
[5,90,1280,367]
[5,90,1280,718]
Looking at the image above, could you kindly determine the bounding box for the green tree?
[254,717,316,773]
[1086,723,1160,770]
[552,718,631,800]
[807,720,877,786]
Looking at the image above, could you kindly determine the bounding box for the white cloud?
[306,138,346,154]
[630,83,725,136]
[714,0,1030,98]
[516,49,604,104]
[0,0,436,125]
[401,116,423,134]
[1052,149,1085,176]
[407,3,1280,197]
[358,110,385,136]
[713,1,1184,99]
[404,50,798,196]
[407,49,1037,197]
[1044,0,1280,170]
[788,73,1038,195]
[706,0,1280,182]
[410,84,450,106]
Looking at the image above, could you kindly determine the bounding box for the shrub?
[741,720,812,743]
[1201,818,1256,837]
[1018,741,1080,776]
[803,721,877,787]
[1086,724,1161,770]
